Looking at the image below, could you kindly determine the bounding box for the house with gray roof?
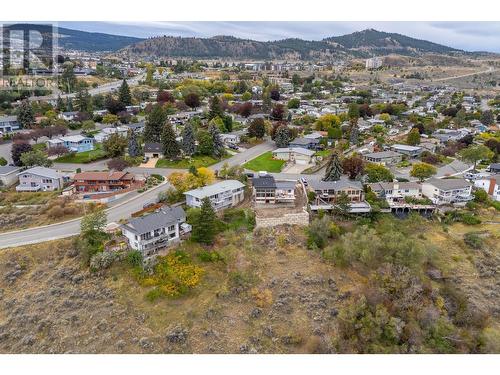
[368,181,422,203]
[16,167,66,192]
[421,178,472,205]
[272,147,316,165]
[363,150,403,165]
[0,166,21,187]
[184,180,245,211]
[289,137,321,150]
[121,206,189,257]
[308,179,370,213]
[0,115,20,134]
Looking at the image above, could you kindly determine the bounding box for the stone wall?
[255,210,310,229]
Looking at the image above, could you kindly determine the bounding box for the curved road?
[0,140,275,249]
[432,66,497,82]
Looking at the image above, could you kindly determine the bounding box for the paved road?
[432,66,497,82]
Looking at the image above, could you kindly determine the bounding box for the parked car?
[142,156,149,163]
[228,143,239,150]
[300,177,308,186]
[245,172,255,178]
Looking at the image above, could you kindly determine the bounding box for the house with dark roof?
[144,142,163,159]
[121,206,190,257]
[289,137,321,150]
[252,175,296,205]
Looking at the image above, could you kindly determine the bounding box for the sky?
[57,21,500,53]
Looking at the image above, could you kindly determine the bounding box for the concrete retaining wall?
[255,210,310,229]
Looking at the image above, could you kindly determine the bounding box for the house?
[432,130,466,144]
[73,171,136,193]
[184,180,245,211]
[125,122,145,134]
[0,166,21,187]
[272,147,315,165]
[289,137,321,150]
[363,150,403,165]
[474,174,500,201]
[0,115,20,134]
[94,127,128,143]
[368,181,422,203]
[59,111,78,121]
[144,143,163,159]
[390,144,422,158]
[252,174,296,204]
[16,167,66,192]
[308,179,371,213]
[303,132,324,140]
[488,163,500,173]
[121,206,190,257]
[47,135,95,153]
[421,178,473,205]
[220,133,240,145]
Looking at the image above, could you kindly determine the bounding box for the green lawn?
[155,154,226,169]
[315,149,331,158]
[55,145,108,164]
[243,151,286,173]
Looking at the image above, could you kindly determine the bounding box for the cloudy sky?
[58,21,500,53]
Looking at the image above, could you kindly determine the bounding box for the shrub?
[473,189,489,203]
[307,216,334,249]
[463,232,484,249]
[198,250,224,262]
[46,206,64,219]
[89,251,116,271]
[127,250,143,267]
[460,213,481,225]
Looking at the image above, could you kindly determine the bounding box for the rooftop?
[122,206,186,235]
[424,178,472,190]
[184,180,245,199]
[309,179,363,191]
[18,167,65,179]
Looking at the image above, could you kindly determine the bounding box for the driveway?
[139,157,158,168]
[282,163,313,174]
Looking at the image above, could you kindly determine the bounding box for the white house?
[474,175,500,201]
[272,147,315,165]
[0,115,20,134]
[121,206,190,257]
[94,126,128,143]
[0,166,21,187]
[368,181,422,204]
[184,180,245,211]
[16,167,66,192]
[390,144,423,158]
[59,111,78,121]
[421,178,473,205]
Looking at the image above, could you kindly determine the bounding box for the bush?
[460,213,481,225]
[46,206,64,219]
[463,232,484,249]
[197,250,224,262]
[473,189,489,203]
[89,251,116,271]
[127,250,143,267]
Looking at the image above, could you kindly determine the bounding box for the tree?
[342,156,364,180]
[333,191,351,218]
[74,88,92,113]
[192,197,216,245]
[365,163,394,183]
[11,142,32,166]
[349,123,359,145]
[407,128,421,146]
[274,125,291,148]
[237,101,253,117]
[287,98,300,109]
[315,114,341,131]
[480,110,494,126]
[107,157,129,171]
[181,122,196,156]
[105,94,126,115]
[348,103,360,120]
[269,87,280,101]
[157,90,175,104]
[127,130,141,157]
[47,144,69,157]
[184,92,201,108]
[248,118,266,139]
[161,122,180,159]
[459,144,494,170]
[60,62,77,93]
[80,208,107,235]
[410,162,437,182]
[144,104,166,142]
[103,133,127,158]
[81,120,96,133]
[271,104,285,121]
[0,157,7,166]
[17,100,35,129]
[118,79,132,106]
[20,149,53,167]
[208,124,225,158]
[208,95,224,120]
[197,130,214,156]
[324,151,343,181]
[241,92,252,101]
[102,113,119,125]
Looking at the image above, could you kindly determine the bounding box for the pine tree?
[333,192,351,219]
[118,79,132,106]
[181,122,196,156]
[17,100,35,129]
[127,130,141,157]
[208,95,223,120]
[161,122,180,159]
[144,104,165,142]
[274,125,291,148]
[209,124,225,158]
[74,88,92,113]
[324,151,343,181]
[192,197,216,245]
[56,96,65,112]
[66,98,73,112]
[349,120,359,146]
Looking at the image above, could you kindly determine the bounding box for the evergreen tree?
[17,100,35,129]
[197,131,214,156]
[333,192,351,219]
[181,122,196,156]
[56,96,65,112]
[407,128,421,146]
[66,98,73,112]
[127,130,141,157]
[209,124,225,158]
[324,151,343,181]
[118,79,132,106]
[144,104,165,142]
[349,122,359,145]
[74,88,92,113]
[161,122,180,159]
[274,125,291,148]
[208,95,223,120]
[192,197,216,245]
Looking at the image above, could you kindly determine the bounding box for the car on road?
[300,177,308,186]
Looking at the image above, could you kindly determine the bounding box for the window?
[168,225,175,232]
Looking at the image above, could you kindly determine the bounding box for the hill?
[120,28,464,60]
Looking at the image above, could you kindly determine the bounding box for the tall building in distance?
[365,57,383,69]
